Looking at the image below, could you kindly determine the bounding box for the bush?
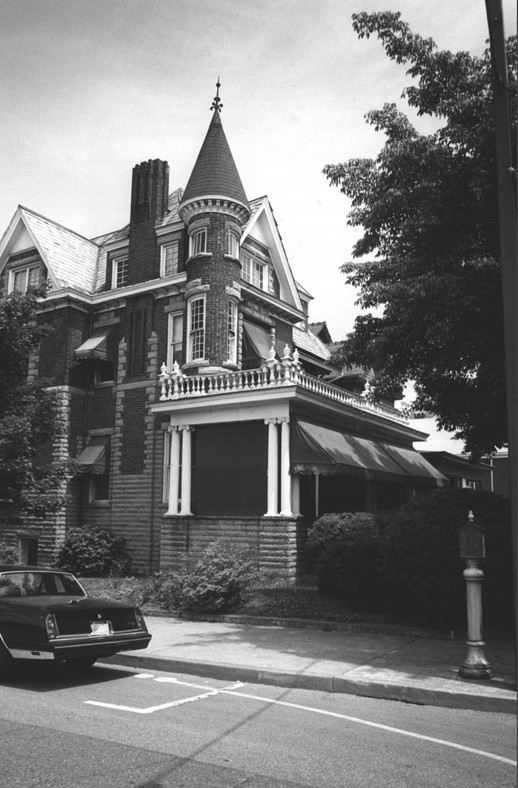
[378,488,512,625]
[55,525,131,577]
[175,540,258,614]
[312,513,381,604]
[306,512,375,570]
[0,540,20,564]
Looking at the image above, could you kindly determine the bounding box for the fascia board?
[43,274,186,306]
[242,198,303,311]
[150,386,295,423]
[0,210,60,290]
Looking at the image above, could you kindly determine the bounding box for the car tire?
[65,656,97,671]
[0,637,13,679]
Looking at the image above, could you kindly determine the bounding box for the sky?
[0,0,516,342]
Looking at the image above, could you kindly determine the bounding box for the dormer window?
[241,253,265,290]
[112,256,128,289]
[190,229,207,257]
[161,241,180,277]
[227,230,240,258]
[8,264,40,294]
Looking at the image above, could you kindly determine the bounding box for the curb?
[99,652,517,715]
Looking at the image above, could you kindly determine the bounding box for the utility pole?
[484,0,517,681]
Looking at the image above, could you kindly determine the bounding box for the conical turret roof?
[181,110,249,209]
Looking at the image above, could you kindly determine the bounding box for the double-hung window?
[227,230,240,258]
[190,229,207,257]
[227,300,238,363]
[9,264,40,294]
[167,312,184,368]
[187,296,205,361]
[241,253,265,290]
[112,256,128,289]
[161,242,180,277]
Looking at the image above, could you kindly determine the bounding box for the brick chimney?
[127,159,169,285]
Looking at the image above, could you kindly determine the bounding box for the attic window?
[112,256,128,289]
[8,264,40,294]
[161,241,180,277]
[241,253,265,290]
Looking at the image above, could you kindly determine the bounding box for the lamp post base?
[459,641,493,679]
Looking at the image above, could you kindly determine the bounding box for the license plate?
[90,621,111,636]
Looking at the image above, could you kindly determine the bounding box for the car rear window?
[0,572,86,597]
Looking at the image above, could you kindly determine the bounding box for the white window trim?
[227,230,240,258]
[227,300,238,363]
[167,311,184,370]
[189,228,207,257]
[160,241,180,278]
[111,255,128,289]
[8,264,40,294]
[162,430,170,504]
[240,252,266,291]
[186,295,206,362]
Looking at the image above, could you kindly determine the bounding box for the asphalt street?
[1,661,516,787]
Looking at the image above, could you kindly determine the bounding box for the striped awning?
[74,327,113,361]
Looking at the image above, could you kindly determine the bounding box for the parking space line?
[84,680,246,715]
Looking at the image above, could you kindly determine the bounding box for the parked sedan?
[0,565,151,675]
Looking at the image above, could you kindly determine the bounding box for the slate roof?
[293,326,331,361]
[20,207,99,294]
[181,112,248,207]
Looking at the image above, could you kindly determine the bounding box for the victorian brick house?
[0,86,445,578]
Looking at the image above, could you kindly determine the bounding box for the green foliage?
[55,525,131,577]
[0,540,20,564]
[378,489,512,624]
[307,512,380,603]
[324,12,517,456]
[175,540,258,614]
[0,288,70,519]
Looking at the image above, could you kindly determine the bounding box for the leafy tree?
[0,287,69,519]
[324,12,517,456]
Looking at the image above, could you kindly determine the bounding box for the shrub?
[313,512,381,604]
[306,512,373,570]
[176,540,258,614]
[378,488,512,625]
[55,525,131,577]
[0,541,20,564]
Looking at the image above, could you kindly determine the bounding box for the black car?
[0,565,151,675]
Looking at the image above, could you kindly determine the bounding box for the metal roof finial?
[210,77,223,113]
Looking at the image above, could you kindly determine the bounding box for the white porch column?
[180,426,193,516]
[291,473,301,517]
[265,418,279,516]
[279,417,292,516]
[167,426,181,515]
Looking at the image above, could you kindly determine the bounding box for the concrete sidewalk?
[101,614,517,714]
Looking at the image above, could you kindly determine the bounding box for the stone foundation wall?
[159,515,305,583]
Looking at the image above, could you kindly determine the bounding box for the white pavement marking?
[86,675,515,767]
[85,680,245,715]
[221,688,517,768]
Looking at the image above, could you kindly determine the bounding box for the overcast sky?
[0,0,515,341]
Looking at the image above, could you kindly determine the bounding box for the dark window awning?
[291,421,446,487]
[73,436,109,474]
[74,327,113,361]
[242,320,273,363]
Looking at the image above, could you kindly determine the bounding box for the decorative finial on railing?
[210,78,223,113]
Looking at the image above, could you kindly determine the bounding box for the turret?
[179,82,250,373]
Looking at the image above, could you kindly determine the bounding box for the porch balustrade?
[158,345,408,424]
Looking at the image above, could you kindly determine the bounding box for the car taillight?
[134,609,146,630]
[45,613,58,638]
